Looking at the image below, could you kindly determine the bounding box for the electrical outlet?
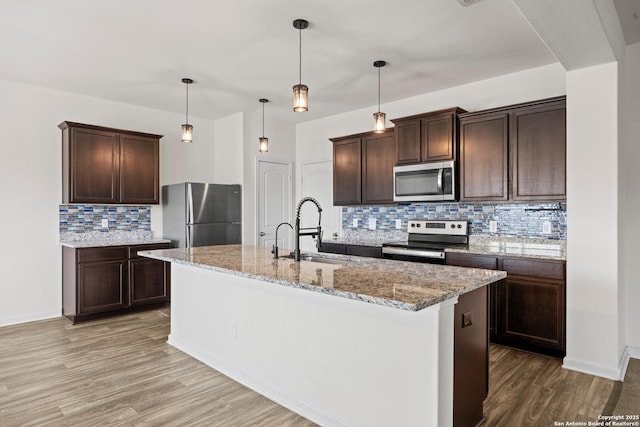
[352,218,359,228]
[395,219,402,229]
[462,311,473,328]
[542,221,552,234]
[368,217,377,230]
[489,221,497,233]
[101,219,109,229]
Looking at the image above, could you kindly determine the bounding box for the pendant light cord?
[262,101,265,138]
[299,28,302,85]
[185,82,189,123]
[378,66,381,113]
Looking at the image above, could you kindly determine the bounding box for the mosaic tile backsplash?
[59,205,152,241]
[342,202,566,240]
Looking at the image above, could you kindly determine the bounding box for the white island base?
[168,263,458,427]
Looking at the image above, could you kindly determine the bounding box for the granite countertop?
[326,235,566,261]
[448,236,566,261]
[139,244,506,312]
[60,238,171,248]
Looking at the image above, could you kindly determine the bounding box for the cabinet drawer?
[446,253,499,270]
[128,243,171,259]
[346,245,382,258]
[319,242,347,255]
[501,258,564,280]
[77,247,128,263]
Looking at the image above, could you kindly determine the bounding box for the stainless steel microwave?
[393,161,456,202]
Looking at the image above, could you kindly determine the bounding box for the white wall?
[242,106,296,245]
[621,42,640,355]
[564,63,621,379]
[0,78,239,326]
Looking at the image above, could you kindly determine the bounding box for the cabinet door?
[69,127,120,203]
[333,137,362,205]
[395,119,421,165]
[119,134,160,204]
[129,258,170,306]
[77,260,128,314]
[362,132,395,204]
[422,114,454,161]
[511,102,566,201]
[459,113,509,201]
[499,275,565,355]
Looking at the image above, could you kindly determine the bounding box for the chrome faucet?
[293,197,323,261]
[272,222,293,259]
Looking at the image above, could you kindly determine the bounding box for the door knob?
[259,232,266,236]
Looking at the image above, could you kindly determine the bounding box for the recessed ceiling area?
[0,0,634,124]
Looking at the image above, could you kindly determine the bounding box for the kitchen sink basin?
[283,254,345,265]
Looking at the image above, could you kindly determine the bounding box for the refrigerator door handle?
[186,183,194,225]
[186,225,192,250]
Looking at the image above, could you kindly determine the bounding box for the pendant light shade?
[292,19,309,112]
[181,78,194,143]
[373,61,386,133]
[259,98,269,153]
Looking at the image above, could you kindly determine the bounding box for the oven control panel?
[407,220,467,235]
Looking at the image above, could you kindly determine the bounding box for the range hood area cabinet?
[59,121,162,204]
[331,129,395,206]
[458,96,566,203]
[391,107,467,165]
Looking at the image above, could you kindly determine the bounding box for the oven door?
[393,161,455,202]
[382,246,446,264]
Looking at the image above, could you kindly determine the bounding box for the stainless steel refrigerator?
[162,183,242,248]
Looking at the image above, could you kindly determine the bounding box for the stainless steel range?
[382,220,468,264]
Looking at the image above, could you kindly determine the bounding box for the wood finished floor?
[0,308,635,426]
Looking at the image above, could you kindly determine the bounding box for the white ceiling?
[0,0,635,124]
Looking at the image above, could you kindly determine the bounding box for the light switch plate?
[368,218,377,230]
[352,218,359,228]
[542,221,552,234]
[489,221,497,233]
[395,219,402,229]
[101,219,109,229]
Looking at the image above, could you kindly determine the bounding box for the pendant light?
[292,19,309,112]
[181,78,193,143]
[259,99,269,153]
[373,61,386,133]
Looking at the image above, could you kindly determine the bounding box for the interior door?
[257,160,292,251]
[300,161,340,252]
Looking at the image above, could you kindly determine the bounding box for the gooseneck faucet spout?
[293,197,323,261]
[272,222,293,259]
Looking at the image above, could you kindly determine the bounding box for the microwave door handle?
[437,168,443,193]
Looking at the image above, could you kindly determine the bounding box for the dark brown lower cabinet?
[446,252,566,358]
[454,285,488,427]
[63,243,171,324]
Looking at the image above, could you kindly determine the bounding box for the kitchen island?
[139,245,506,426]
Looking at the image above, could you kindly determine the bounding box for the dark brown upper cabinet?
[391,107,466,165]
[459,112,510,202]
[331,129,395,206]
[458,96,566,203]
[510,99,566,201]
[60,121,162,204]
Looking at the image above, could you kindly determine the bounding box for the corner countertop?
[138,244,506,312]
[324,235,566,261]
[60,238,171,248]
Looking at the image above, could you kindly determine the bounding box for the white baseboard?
[0,311,61,328]
[562,357,621,381]
[564,347,640,381]
[619,346,640,381]
[167,335,348,427]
